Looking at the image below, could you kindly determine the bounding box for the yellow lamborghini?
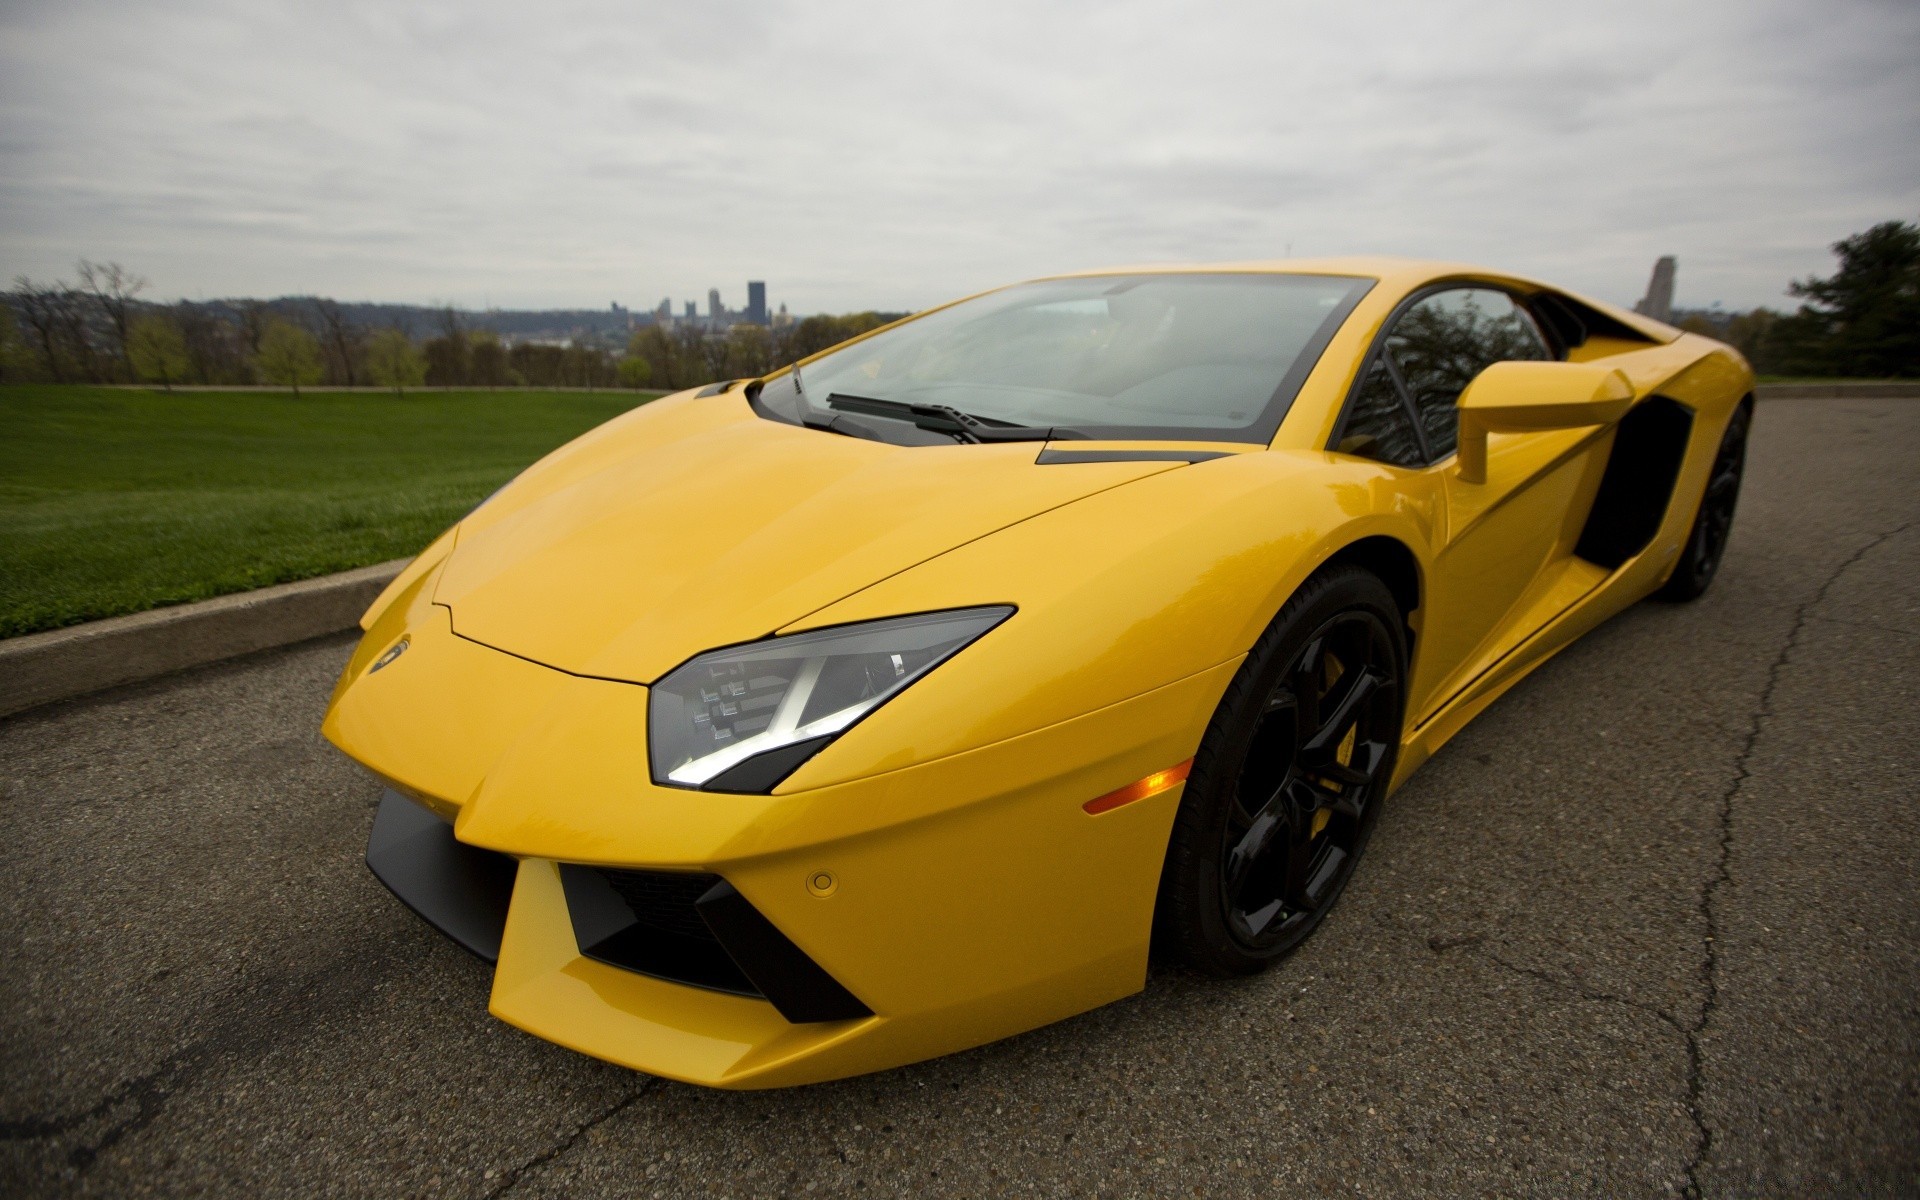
[325,258,1753,1088]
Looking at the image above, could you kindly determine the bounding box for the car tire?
[1655,399,1752,603]
[1153,564,1407,977]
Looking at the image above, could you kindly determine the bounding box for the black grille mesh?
[600,869,722,941]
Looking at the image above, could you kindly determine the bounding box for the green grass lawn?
[0,385,661,638]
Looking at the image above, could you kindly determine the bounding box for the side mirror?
[1455,361,1635,483]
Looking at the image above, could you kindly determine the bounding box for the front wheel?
[1153,565,1406,976]
[1656,400,1752,602]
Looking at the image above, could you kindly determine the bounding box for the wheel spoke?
[1300,666,1381,763]
[1224,792,1285,897]
[1238,898,1286,939]
[1291,637,1326,729]
[1297,845,1349,910]
[1214,603,1400,950]
[1284,773,1339,815]
[1281,816,1318,910]
[1320,739,1389,794]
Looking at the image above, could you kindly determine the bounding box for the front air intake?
[558,865,871,1024]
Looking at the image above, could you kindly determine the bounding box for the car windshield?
[754,272,1372,444]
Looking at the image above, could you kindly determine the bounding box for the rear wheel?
[1154,565,1405,976]
[1656,400,1752,602]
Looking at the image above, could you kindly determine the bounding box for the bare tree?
[424,305,469,387]
[12,278,67,381]
[174,302,248,384]
[77,259,147,377]
[0,301,24,382]
[238,300,273,356]
[313,298,365,386]
[11,276,96,382]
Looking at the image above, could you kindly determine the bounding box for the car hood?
[433,394,1181,683]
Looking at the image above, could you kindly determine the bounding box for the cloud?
[1,0,1915,312]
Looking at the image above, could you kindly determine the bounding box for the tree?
[312,298,365,386]
[509,342,565,387]
[1774,219,1912,376]
[11,276,96,382]
[617,354,653,389]
[468,330,509,388]
[1679,308,1785,374]
[174,302,251,385]
[1773,219,1920,378]
[78,259,147,378]
[562,343,613,390]
[256,319,324,395]
[127,313,190,391]
[0,301,29,383]
[625,325,683,389]
[659,324,724,387]
[723,325,774,378]
[365,327,426,395]
[780,311,897,362]
[423,305,469,387]
[238,300,273,357]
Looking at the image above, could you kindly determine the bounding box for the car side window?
[1384,288,1552,460]
[1337,359,1424,466]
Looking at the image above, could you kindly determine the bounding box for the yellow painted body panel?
[434,386,1177,682]
[324,257,1753,1087]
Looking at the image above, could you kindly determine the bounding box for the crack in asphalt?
[483,1079,660,1198]
[0,925,413,1176]
[1805,613,1919,640]
[1678,521,1912,1200]
[0,1054,192,1170]
[1480,950,1688,1039]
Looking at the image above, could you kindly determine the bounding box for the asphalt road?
[3,397,1916,1199]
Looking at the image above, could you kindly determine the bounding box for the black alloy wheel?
[1657,400,1752,602]
[1155,564,1406,975]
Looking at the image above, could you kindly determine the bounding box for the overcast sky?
[2,0,1916,314]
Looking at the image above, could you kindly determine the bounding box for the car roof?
[1033,257,1678,344]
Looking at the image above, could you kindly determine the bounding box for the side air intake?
[1575,396,1695,569]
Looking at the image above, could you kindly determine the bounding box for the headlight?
[648,607,1013,793]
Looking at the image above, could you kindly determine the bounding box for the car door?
[1334,285,1612,725]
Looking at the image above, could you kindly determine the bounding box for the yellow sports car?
[325,258,1753,1088]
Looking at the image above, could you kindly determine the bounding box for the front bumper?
[369,789,869,1023]
[330,568,1237,1088]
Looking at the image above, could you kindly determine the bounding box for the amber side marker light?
[1083,759,1194,815]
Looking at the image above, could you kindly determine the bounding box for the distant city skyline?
[3,1,1915,313]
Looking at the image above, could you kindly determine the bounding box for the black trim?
[365,790,516,962]
[558,865,874,1023]
[1574,396,1695,568]
[695,880,873,1023]
[702,734,838,793]
[826,393,1064,443]
[560,865,760,996]
[1326,279,1573,463]
[1528,293,1588,355]
[1329,279,1521,462]
[1034,448,1232,464]
[751,273,1375,446]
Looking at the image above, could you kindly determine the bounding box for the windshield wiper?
[825,393,1084,444]
[779,367,883,441]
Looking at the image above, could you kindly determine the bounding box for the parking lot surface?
[3,397,1916,1198]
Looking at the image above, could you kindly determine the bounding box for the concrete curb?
[1755,382,1918,399]
[0,559,407,719]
